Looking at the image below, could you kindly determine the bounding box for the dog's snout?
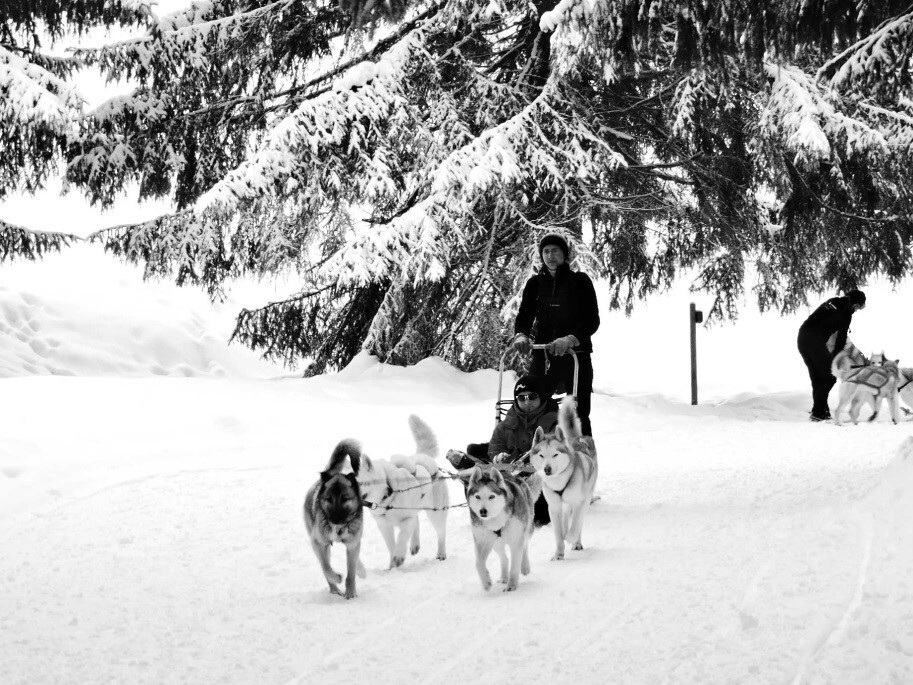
[544,465,552,476]
[479,508,487,517]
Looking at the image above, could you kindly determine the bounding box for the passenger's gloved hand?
[493,452,513,464]
[547,335,576,356]
[513,333,531,355]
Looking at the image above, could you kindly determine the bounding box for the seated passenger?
[446,374,557,525]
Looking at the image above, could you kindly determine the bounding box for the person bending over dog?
[447,374,556,526]
[512,233,600,436]
[797,289,866,422]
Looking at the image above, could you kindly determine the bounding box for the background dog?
[530,396,598,560]
[303,439,366,599]
[833,356,901,425]
[466,465,541,592]
[358,415,448,568]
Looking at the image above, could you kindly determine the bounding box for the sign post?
[690,303,703,405]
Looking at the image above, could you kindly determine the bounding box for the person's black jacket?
[514,263,600,352]
[799,296,854,353]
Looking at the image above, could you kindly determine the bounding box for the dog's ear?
[346,472,360,490]
[362,454,373,471]
[555,424,566,442]
[320,470,332,484]
[532,426,546,445]
[468,465,483,484]
[490,466,505,487]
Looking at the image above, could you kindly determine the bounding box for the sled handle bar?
[496,345,579,425]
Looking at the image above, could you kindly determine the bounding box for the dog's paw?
[329,584,343,596]
[344,588,357,600]
[551,552,565,561]
[503,583,518,592]
[479,572,492,591]
[410,544,420,556]
[437,553,447,561]
[390,555,405,568]
[572,542,583,551]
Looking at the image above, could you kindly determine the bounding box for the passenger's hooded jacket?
[488,402,559,460]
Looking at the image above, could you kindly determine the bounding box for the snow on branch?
[195,25,427,213]
[760,62,888,169]
[817,8,913,97]
[0,220,77,263]
[0,45,85,134]
[78,0,292,75]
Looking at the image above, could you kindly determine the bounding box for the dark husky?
[303,439,366,599]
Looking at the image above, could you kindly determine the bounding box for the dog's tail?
[558,395,582,441]
[408,415,439,459]
[326,438,362,476]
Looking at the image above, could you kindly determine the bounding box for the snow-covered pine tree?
[0,1,148,262]
[7,1,913,372]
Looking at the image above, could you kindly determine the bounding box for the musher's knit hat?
[538,234,570,261]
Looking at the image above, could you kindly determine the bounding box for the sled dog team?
[303,396,597,599]
[830,341,913,425]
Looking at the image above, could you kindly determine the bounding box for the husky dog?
[358,415,448,568]
[466,465,541,592]
[833,355,901,425]
[830,339,871,381]
[303,439,366,599]
[530,396,598,560]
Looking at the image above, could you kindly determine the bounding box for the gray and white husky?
[358,415,449,568]
[466,465,541,592]
[530,396,598,560]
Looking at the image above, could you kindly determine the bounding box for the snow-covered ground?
[2,245,913,684]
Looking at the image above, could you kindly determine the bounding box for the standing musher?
[513,233,600,436]
[797,289,866,422]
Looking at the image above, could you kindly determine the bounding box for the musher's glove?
[513,333,531,355]
[547,335,576,356]
[493,452,513,464]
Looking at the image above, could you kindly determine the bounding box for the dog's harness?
[845,365,893,390]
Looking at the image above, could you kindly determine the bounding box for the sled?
[495,343,579,424]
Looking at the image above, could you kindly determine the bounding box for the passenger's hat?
[514,374,552,404]
[538,234,570,260]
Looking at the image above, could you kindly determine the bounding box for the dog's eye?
[488,494,495,500]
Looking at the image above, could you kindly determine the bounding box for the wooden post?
[689,302,702,405]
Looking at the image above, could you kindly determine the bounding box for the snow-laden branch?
[0,45,85,133]
[194,26,426,213]
[817,8,913,95]
[760,62,888,168]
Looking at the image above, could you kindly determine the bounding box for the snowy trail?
[3,379,912,683]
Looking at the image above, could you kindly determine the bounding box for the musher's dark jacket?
[514,263,600,352]
[798,296,854,353]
